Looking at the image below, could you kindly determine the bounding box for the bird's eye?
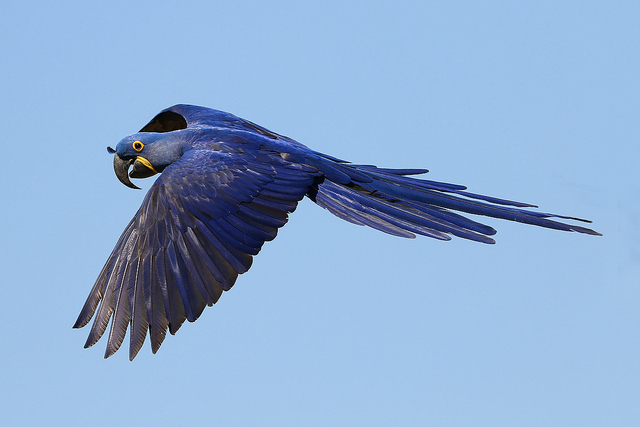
[133,141,144,152]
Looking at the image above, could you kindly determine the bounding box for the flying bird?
[74,104,600,360]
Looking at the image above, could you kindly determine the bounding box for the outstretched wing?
[74,147,320,360]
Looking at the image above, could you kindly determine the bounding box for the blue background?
[1,1,637,425]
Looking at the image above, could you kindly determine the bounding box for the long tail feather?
[310,163,600,242]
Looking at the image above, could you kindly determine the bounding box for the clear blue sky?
[1,1,637,425]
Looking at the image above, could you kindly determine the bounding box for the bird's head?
[108,132,186,189]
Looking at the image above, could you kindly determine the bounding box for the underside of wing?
[74,148,319,360]
[139,104,303,146]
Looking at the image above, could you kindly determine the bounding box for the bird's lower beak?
[112,150,158,190]
[130,157,158,179]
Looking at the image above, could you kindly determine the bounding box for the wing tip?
[72,316,88,330]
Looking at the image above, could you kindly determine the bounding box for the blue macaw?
[74,104,600,360]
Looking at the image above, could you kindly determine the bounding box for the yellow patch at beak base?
[135,156,158,174]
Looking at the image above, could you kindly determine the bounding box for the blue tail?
[307,158,600,244]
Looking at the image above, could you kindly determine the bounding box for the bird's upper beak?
[110,147,158,190]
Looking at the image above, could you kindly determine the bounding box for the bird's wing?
[139,104,302,144]
[74,147,319,360]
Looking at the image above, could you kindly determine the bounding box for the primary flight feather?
[74,104,600,360]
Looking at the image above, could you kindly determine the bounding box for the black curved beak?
[109,146,158,190]
[112,150,139,189]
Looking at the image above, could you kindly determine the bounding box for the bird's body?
[74,104,600,360]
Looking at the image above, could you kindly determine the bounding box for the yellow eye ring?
[133,141,144,152]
